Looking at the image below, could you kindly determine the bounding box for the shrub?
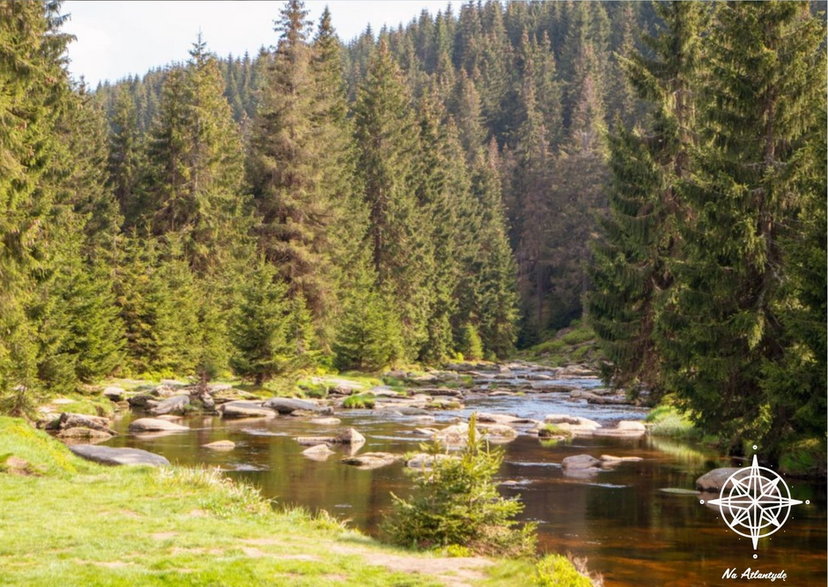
[534,554,593,586]
[383,413,536,557]
[459,323,484,361]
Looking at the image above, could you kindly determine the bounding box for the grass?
[0,416,594,586]
[645,402,700,440]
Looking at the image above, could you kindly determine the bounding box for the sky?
[61,1,451,86]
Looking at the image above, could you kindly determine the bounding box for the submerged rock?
[69,445,170,467]
[406,453,458,470]
[217,401,275,419]
[302,444,335,461]
[600,454,644,463]
[129,418,188,433]
[296,436,337,446]
[341,452,400,470]
[262,397,331,415]
[561,454,601,470]
[592,420,646,438]
[202,440,235,451]
[309,417,341,426]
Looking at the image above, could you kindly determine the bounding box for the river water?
[105,376,826,586]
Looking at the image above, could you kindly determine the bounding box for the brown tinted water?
[107,387,826,586]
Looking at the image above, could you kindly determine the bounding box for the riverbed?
[104,371,827,586]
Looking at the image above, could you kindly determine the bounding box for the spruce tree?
[248,1,349,347]
[230,260,292,385]
[0,0,73,408]
[587,2,707,392]
[657,1,825,455]
[354,38,432,358]
[145,36,246,275]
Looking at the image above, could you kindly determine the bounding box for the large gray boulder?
[69,445,170,467]
[561,454,601,470]
[150,394,190,416]
[129,418,189,432]
[217,401,275,419]
[262,397,332,415]
[102,386,125,401]
[696,467,747,493]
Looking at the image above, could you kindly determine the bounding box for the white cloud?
[61,1,452,85]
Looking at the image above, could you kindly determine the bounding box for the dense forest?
[0,0,825,459]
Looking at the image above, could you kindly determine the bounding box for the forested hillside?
[96,1,661,345]
[1,0,825,459]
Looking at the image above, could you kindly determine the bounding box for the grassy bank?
[0,417,590,586]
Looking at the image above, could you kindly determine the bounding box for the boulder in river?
[56,427,113,441]
[592,420,646,438]
[435,423,469,446]
[217,401,275,419]
[477,423,518,443]
[70,444,170,467]
[296,436,337,446]
[561,454,602,470]
[302,444,335,461]
[336,428,366,445]
[696,467,748,493]
[150,394,190,416]
[262,397,332,415]
[406,453,458,470]
[127,393,159,410]
[600,454,643,463]
[102,386,126,401]
[341,452,400,470]
[129,418,188,433]
[56,413,115,435]
[309,417,341,426]
[202,440,235,451]
[477,412,521,425]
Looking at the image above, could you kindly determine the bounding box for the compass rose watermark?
[700,445,809,558]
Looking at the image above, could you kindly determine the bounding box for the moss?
[538,424,572,440]
[342,393,376,409]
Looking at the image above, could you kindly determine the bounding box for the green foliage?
[778,439,826,477]
[534,554,592,587]
[646,402,699,440]
[333,263,404,372]
[384,414,536,557]
[539,424,572,440]
[230,261,292,385]
[342,393,376,409]
[459,324,484,361]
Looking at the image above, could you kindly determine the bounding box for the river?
[105,370,827,586]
